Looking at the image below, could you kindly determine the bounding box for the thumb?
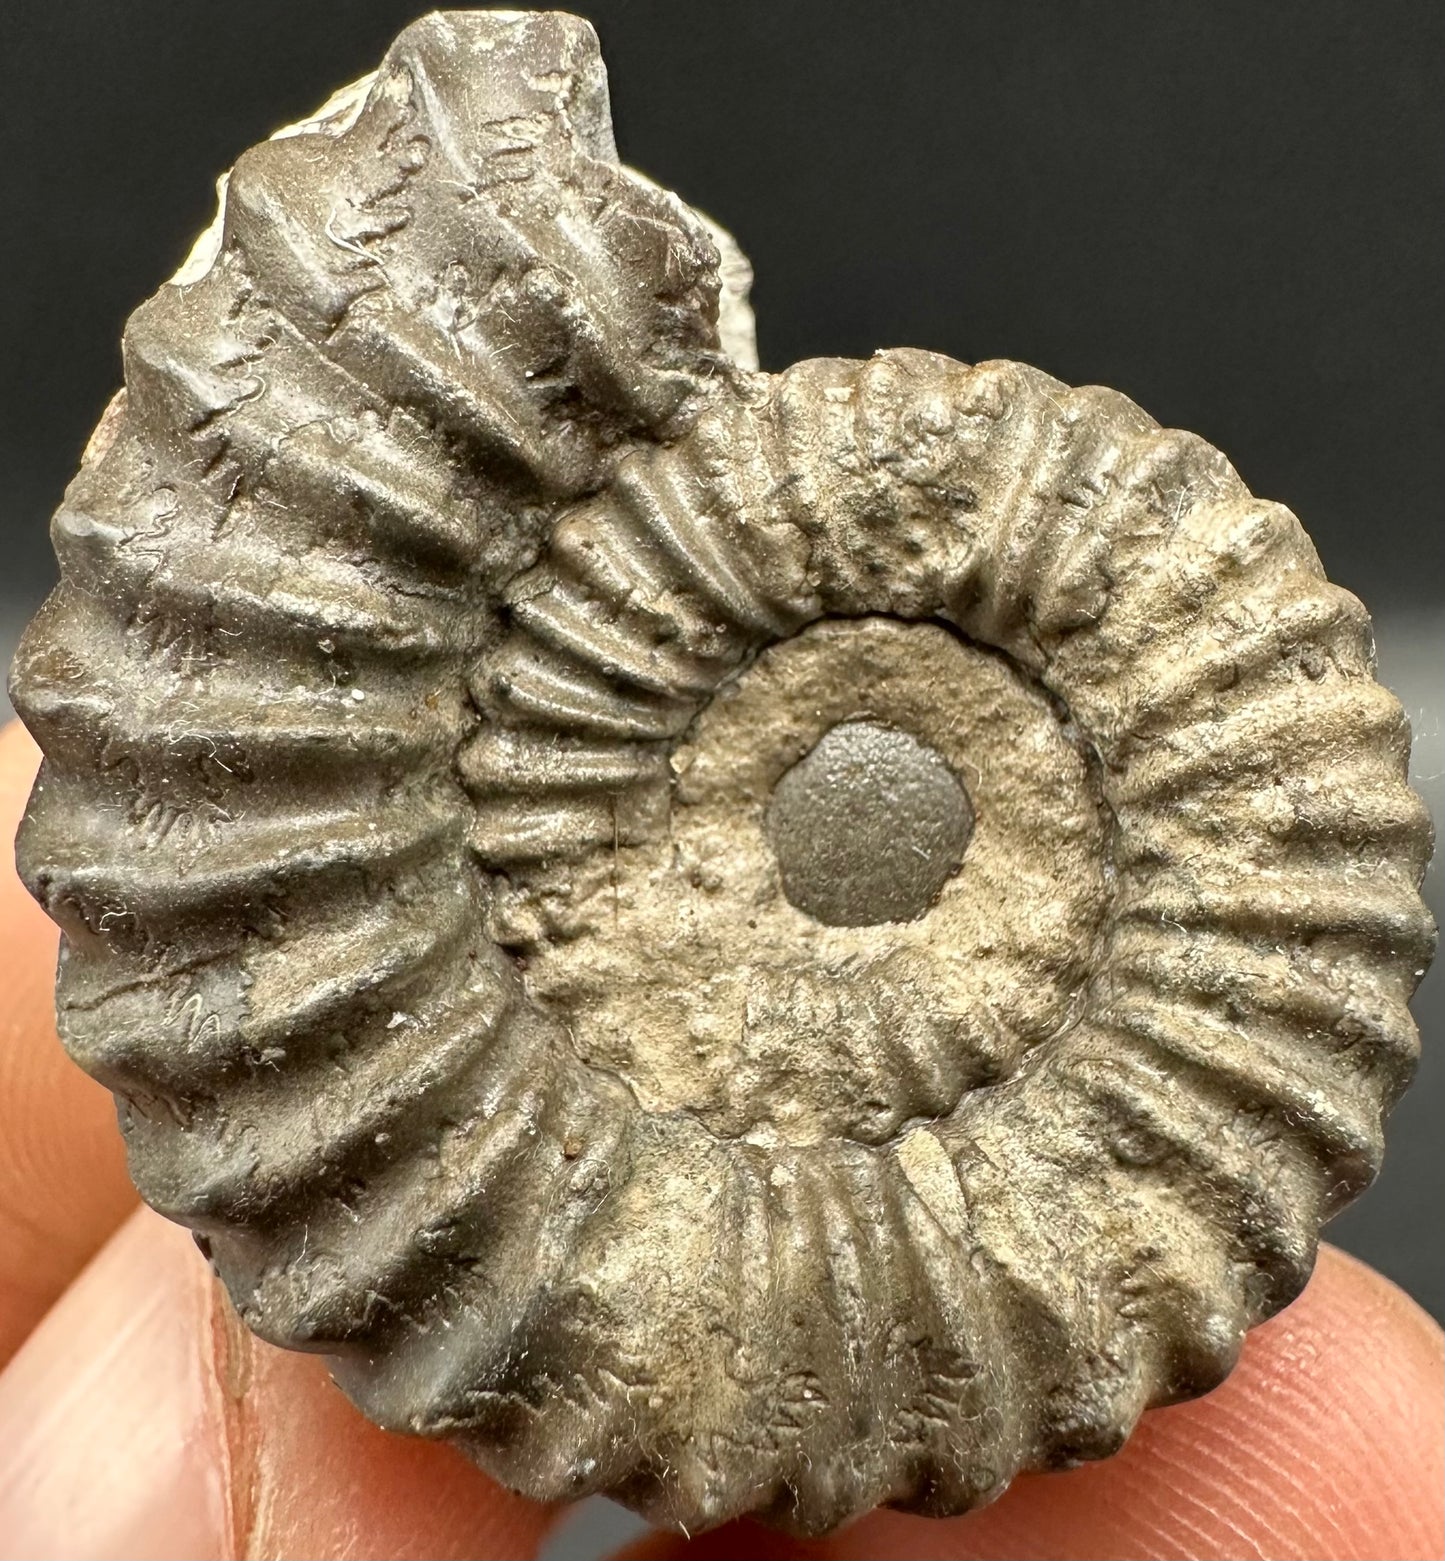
[0,1206,559,1561]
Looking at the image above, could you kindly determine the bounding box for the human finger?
[616,1244,1444,1561]
[0,719,135,1365]
[0,1203,560,1561]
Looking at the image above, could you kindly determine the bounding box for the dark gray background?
[1,0,1439,1392]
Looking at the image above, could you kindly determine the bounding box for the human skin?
[0,718,1440,1561]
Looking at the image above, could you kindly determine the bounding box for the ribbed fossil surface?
[9,10,1436,1537]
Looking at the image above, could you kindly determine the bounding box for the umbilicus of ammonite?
[8,9,1435,1538]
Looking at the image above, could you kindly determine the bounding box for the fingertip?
[848,1244,1442,1560]
[0,1209,229,1560]
[0,721,136,1365]
[0,720,39,788]
[0,1205,559,1561]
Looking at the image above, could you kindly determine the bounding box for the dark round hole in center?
[766,720,974,926]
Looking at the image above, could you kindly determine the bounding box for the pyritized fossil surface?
[9,9,1436,1537]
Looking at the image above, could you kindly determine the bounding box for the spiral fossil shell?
[9,9,1436,1536]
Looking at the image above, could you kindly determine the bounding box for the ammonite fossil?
[10,10,1436,1537]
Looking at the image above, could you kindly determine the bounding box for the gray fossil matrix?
[9,7,1435,1537]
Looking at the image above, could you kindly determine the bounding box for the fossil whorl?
[9,9,1436,1538]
